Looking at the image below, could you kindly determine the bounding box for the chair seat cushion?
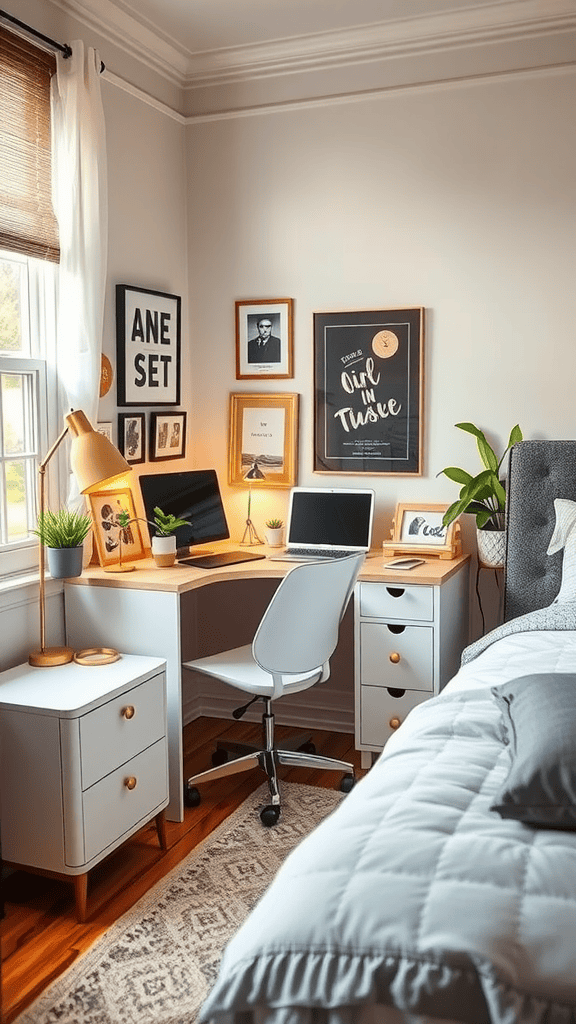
[183,645,323,697]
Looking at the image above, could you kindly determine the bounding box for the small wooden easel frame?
[382,503,462,561]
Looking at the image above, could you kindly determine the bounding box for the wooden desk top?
[66,543,470,594]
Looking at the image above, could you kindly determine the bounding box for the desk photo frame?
[382,503,462,560]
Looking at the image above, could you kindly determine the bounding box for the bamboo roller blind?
[0,25,59,262]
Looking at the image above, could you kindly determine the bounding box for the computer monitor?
[138,469,230,554]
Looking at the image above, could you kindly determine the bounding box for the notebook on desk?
[269,486,375,562]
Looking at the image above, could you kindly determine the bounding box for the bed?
[199,440,576,1024]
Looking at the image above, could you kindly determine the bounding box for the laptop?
[269,486,375,562]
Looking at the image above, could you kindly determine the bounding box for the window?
[0,250,57,576]
[0,27,59,579]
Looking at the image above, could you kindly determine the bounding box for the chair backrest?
[253,553,365,683]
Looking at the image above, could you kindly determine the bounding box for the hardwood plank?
[1,717,365,1023]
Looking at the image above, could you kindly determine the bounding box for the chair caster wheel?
[212,749,228,767]
[299,741,316,754]
[340,773,355,794]
[260,805,281,827]
[184,783,201,807]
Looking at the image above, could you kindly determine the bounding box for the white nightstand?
[0,654,168,921]
[354,558,469,767]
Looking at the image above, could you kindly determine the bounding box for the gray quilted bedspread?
[201,677,576,1024]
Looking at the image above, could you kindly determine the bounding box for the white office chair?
[182,552,365,826]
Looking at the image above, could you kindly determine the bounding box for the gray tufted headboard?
[504,439,576,621]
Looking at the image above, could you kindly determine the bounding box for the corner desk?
[64,546,469,821]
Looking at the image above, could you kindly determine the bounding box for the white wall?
[185,65,576,634]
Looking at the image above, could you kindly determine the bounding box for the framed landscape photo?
[88,487,146,568]
[118,412,146,465]
[116,284,181,406]
[149,410,187,462]
[236,298,294,380]
[228,392,299,488]
[383,503,462,560]
[314,307,424,475]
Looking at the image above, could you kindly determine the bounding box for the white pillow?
[547,498,576,603]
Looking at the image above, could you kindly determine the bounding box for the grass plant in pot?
[264,518,284,547]
[33,508,93,579]
[438,422,523,568]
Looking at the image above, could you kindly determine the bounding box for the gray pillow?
[491,673,576,828]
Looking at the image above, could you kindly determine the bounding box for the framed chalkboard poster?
[116,284,181,406]
[314,307,424,475]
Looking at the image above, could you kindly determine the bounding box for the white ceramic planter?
[265,528,284,548]
[151,534,177,567]
[476,528,506,568]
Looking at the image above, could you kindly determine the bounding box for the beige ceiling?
[99,0,490,55]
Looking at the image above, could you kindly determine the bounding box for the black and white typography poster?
[116,285,181,406]
[314,308,424,475]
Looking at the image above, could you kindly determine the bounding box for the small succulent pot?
[47,545,84,579]
[151,534,177,567]
[264,527,284,547]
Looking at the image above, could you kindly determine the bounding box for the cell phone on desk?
[384,557,426,570]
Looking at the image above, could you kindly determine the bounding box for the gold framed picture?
[88,487,147,568]
[235,298,294,380]
[382,503,462,560]
[228,392,299,488]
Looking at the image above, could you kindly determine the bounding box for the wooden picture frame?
[235,298,294,380]
[313,307,424,475]
[118,412,146,465]
[149,411,187,462]
[382,503,462,560]
[88,487,147,568]
[228,392,299,488]
[116,284,181,406]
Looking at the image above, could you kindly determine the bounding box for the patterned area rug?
[16,782,343,1024]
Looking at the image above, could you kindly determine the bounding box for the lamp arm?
[39,423,69,472]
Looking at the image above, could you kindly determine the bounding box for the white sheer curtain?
[51,39,108,504]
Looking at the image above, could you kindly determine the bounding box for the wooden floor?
[1,715,366,1024]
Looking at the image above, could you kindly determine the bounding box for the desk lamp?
[241,463,264,545]
[29,409,132,668]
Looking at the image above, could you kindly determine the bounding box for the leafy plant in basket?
[438,422,523,531]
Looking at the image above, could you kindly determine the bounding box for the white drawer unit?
[354,559,469,767]
[0,654,168,922]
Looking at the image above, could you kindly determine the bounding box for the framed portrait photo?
[229,392,299,488]
[118,412,146,465]
[116,284,181,406]
[314,307,424,475]
[88,487,146,568]
[149,410,187,462]
[235,298,294,380]
[382,503,462,560]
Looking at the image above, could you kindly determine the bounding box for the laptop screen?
[286,487,375,551]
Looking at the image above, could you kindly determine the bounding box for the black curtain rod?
[0,8,105,71]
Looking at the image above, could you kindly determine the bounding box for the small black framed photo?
[150,411,187,462]
[118,412,146,465]
[116,284,181,406]
[235,298,293,380]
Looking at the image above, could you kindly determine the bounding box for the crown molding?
[55,0,576,91]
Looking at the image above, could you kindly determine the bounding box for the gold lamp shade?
[66,410,131,493]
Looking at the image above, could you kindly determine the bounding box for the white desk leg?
[361,750,373,770]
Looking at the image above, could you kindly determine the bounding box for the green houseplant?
[264,517,284,548]
[118,506,189,567]
[438,422,523,566]
[33,508,93,579]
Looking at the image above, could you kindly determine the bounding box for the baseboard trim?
[182,690,354,734]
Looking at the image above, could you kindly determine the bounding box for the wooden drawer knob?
[124,776,138,790]
[389,717,401,730]
[389,652,401,664]
[121,705,135,720]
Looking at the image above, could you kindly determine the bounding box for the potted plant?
[118,506,189,567]
[264,518,284,547]
[33,508,93,579]
[438,422,523,567]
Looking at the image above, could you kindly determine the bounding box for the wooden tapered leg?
[74,873,88,923]
[155,810,167,850]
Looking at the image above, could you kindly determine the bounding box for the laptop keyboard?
[286,547,354,559]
